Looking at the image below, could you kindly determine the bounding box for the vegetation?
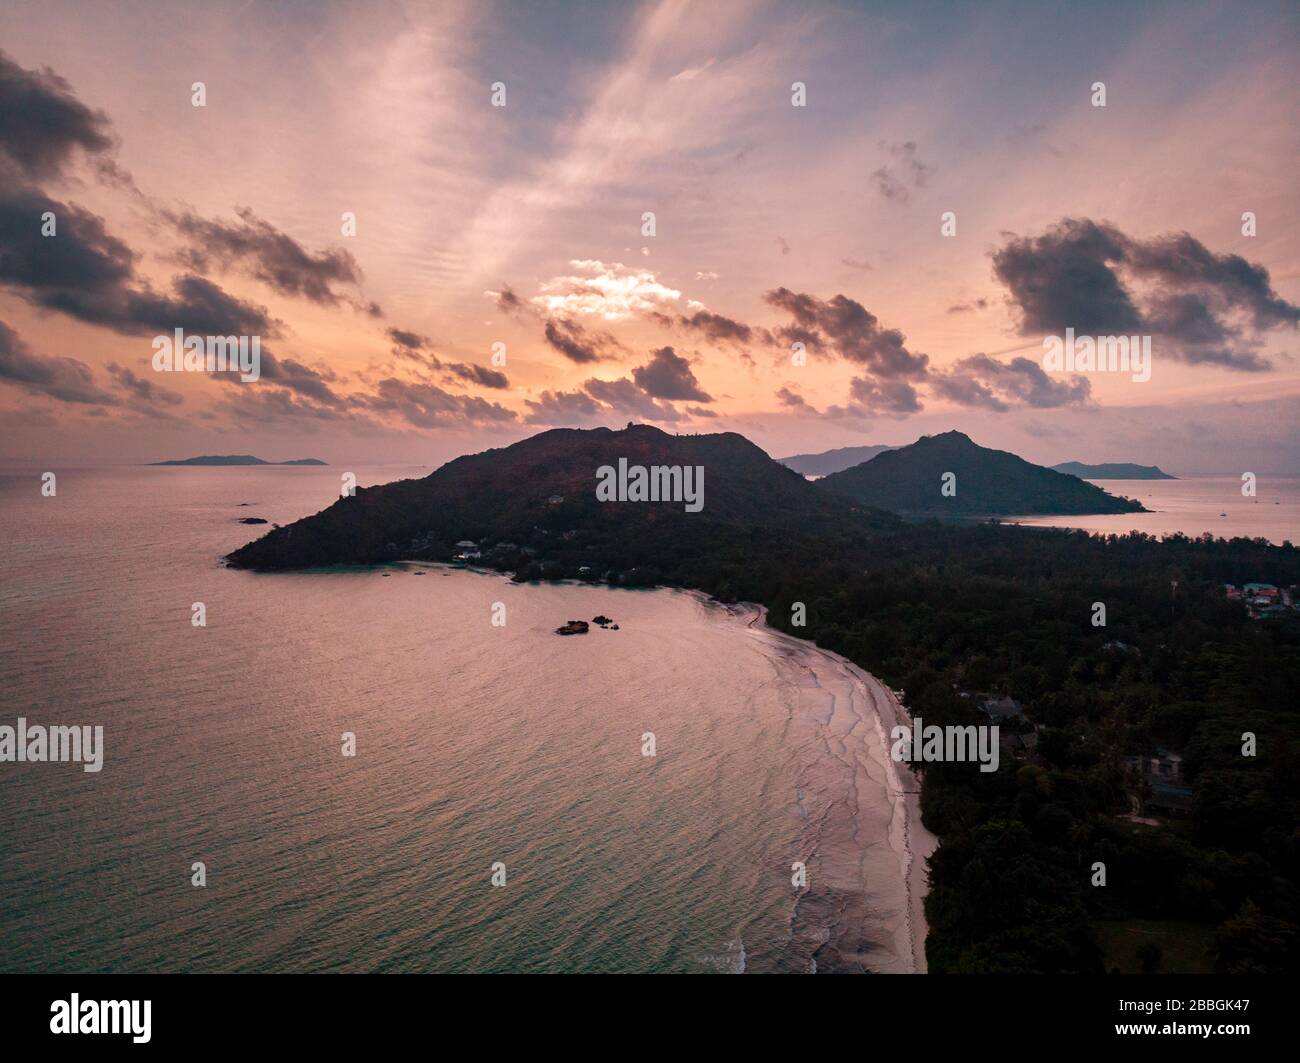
[228,425,1300,973]
[819,430,1146,516]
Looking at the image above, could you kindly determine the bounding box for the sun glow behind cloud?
[0,0,1296,472]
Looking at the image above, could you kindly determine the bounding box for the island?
[1051,461,1176,480]
[818,431,1146,518]
[150,455,327,466]
[223,423,1300,976]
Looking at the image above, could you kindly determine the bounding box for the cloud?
[105,362,184,408]
[383,326,509,387]
[932,353,1091,411]
[532,260,681,321]
[992,218,1142,335]
[523,347,705,425]
[631,346,712,401]
[543,317,622,364]
[121,274,278,337]
[675,309,769,347]
[762,288,929,378]
[775,385,811,410]
[0,187,278,337]
[584,375,682,422]
[0,317,118,405]
[947,298,988,314]
[386,327,430,353]
[488,284,530,318]
[252,350,344,406]
[991,218,1298,372]
[0,49,115,182]
[522,388,605,426]
[445,362,508,389]
[168,206,364,306]
[363,377,517,429]
[870,142,932,204]
[847,376,923,416]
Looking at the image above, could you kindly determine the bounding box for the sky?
[0,0,1297,474]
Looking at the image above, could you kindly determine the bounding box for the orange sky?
[1,0,1297,474]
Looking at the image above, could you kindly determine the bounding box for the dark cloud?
[0,317,118,405]
[991,218,1297,371]
[631,346,712,402]
[775,386,810,409]
[218,386,360,427]
[523,388,604,426]
[386,327,429,353]
[543,317,620,364]
[364,377,516,429]
[253,350,344,406]
[0,187,278,336]
[169,206,363,306]
[106,362,184,407]
[119,274,277,337]
[584,376,682,422]
[0,186,134,295]
[675,308,771,348]
[383,326,509,387]
[445,362,509,389]
[1125,231,1298,331]
[0,49,115,181]
[762,288,929,378]
[491,284,531,318]
[947,298,988,314]
[688,406,717,418]
[932,353,1091,412]
[992,218,1142,335]
[848,376,923,415]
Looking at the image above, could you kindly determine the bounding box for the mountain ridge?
[226,424,897,571]
[817,431,1145,518]
[778,444,895,477]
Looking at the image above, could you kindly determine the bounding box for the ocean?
[0,463,929,973]
[1009,476,1300,544]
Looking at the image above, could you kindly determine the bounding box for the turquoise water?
[0,464,922,973]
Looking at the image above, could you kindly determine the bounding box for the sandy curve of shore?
[704,596,937,974]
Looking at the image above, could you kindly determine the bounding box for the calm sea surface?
[1010,476,1300,544]
[0,463,925,973]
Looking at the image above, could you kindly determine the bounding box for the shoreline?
[386,564,938,972]
[696,594,937,974]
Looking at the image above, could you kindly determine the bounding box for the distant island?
[1051,461,1176,480]
[818,431,1145,518]
[778,444,895,477]
[150,455,327,466]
